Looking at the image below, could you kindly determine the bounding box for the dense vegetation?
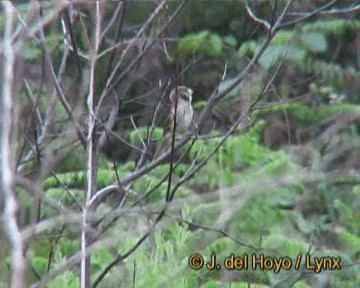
[0,1,359,287]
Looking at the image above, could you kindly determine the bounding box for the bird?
[154,86,194,158]
[168,85,194,133]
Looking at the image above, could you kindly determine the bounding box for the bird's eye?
[181,93,189,100]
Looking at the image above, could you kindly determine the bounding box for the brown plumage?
[154,86,194,158]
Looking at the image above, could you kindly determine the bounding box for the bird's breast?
[171,101,193,133]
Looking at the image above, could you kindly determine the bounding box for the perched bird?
[168,85,194,133]
[154,86,194,158]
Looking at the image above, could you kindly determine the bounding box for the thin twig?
[102,0,185,100]
[279,0,338,29]
[245,1,271,31]
[288,3,360,15]
[99,0,169,105]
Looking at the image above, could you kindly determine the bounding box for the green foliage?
[189,120,297,191]
[226,284,269,288]
[239,31,328,68]
[199,280,222,288]
[302,19,360,37]
[238,40,258,58]
[334,185,360,234]
[262,235,308,255]
[193,100,207,110]
[48,271,79,288]
[20,34,63,61]
[131,163,191,203]
[259,44,307,68]
[44,162,136,190]
[98,220,201,288]
[56,238,79,257]
[271,30,294,44]
[31,255,49,273]
[97,169,120,188]
[238,17,359,87]
[21,5,359,288]
[32,105,359,287]
[222,35,237,48]
[192,203,222,227]
[130,127,164,145]
[44,172,86,189]
[92,249,113,269]
[240,28,330,69]
[55,146,87,173]
[176,31,233,59]
[301,60,345,88]
[300,32,327,53]
[252,102,358,126]
[44,187,83,210]
[336,229,360,258]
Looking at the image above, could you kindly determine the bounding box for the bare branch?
[101,0,185,100]
[1,3,27,287]
[80,1,102,287]
[83,0,338,229]
[30,168,346,288]
[245,1,271,31]
[87,0,293,207]
[279,0,338,29]
[287,3,359,16]
[17,47,71,173]
[30,237,122,288]
[99,0,126,43]
[10,1,69,50]
[100,0,169,96]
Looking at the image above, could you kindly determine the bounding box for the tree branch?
[1,3,27,288]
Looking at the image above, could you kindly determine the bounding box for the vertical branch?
[81,2,102,288]
[1,2,27,288]
[166,86,178,202]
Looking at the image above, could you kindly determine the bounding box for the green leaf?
[259,45,306,68]
[20,40,42,61]
[286,45,307,61]
[303,19,360,37]
[208,34,223,57]
[130,126,163,144]
[177,31,210,55]
[263,234,308,255]
[223,35,237,48]
[44,172,85,189]
[177,30,224,58]
[193,100,206,110]
[48,271,79,288]
[272,30,293,45]
[300,32,327,53]
[200,280,222,288]
[97,169,117,187]
[238,40,258,57]
[336,229,360,257]
[92,249,113,268]
[31,256,48,273]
